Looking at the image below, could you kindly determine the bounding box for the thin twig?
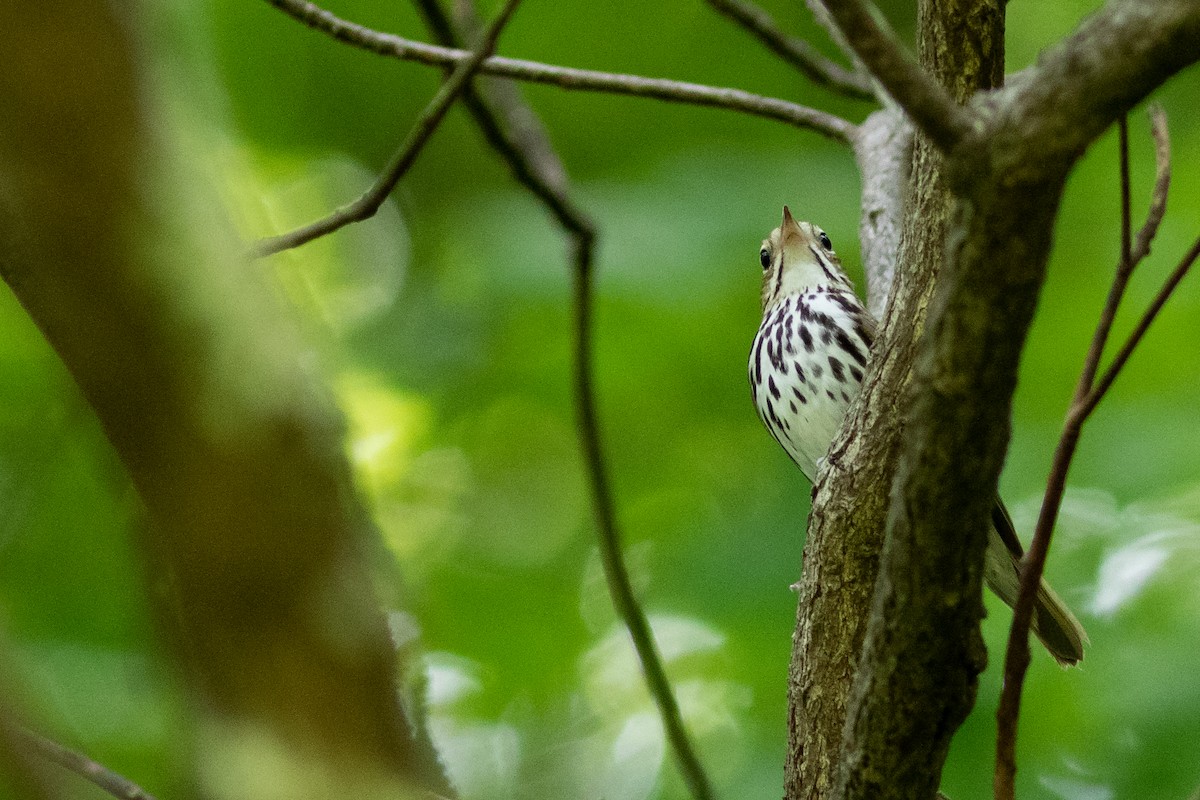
[704,0,874,99]
[262,0,856,143]
[249,0,523,258]
[1132,105,1172,263]
[805,0,878,98]
[994,109,1189,800]
[410,3,716,797]
[1077,115,1138,396]
[571,235,717,800]
[16,729,158,800]
[1083,236,1200,417]
[818,0,970,151]
[411,0,583,232]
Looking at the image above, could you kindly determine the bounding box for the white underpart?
[748,289,869,481]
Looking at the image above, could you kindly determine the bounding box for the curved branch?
[571,234,717,800]
[704,0,875,100]
[976,0,1200,180]
[262,0,856,143]
[818,0,971,150]
[250,0,522,257]
[1132,106,1172,264]
[411,3,715,797]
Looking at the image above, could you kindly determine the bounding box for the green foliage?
[2,1,1199,798]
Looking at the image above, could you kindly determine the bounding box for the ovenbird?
[749,206,1087,665]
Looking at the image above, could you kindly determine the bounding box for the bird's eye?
[818,231,833,250]
[759,248,771,270]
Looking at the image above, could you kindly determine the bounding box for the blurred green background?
[2,0,1199,798]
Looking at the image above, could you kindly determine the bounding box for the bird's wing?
[991,498,1026,559]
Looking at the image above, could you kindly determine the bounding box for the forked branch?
[817,0,971,150]
[995,106,1196,800]
[705,0,874,99]
[249,0,523,257]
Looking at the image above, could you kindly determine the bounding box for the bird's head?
[759,206,853,311]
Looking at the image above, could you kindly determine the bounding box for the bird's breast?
[748,290,873,480]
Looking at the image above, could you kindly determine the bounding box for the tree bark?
[785,2,1003,798]
[832,2,1200,800]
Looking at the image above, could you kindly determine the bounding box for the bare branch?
[1084,236,1200,416]
[16,730,157,800]
[262,0,856,142]
[572,232,718,800]
[412,0,585,233]
[804,0,876,95]
[1133,105,1172,263]
[0,711,57,800]
[410,3,715,796]
[818,0,971,150]
[1076,115,1141,397]
[249,0,523,257]
[992,109,1189,800]
[995,233,1199,799]
[704,0,874,99]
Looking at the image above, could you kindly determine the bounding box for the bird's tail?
[984,522,1088,667]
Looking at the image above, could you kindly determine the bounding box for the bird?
[748,206,1087,666]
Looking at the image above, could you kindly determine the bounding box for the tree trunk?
[786,3,1003,798]
[0,5,450,798]
[788,1,1200,799]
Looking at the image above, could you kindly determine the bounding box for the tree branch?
[249,0,522,257]
[411,0,584,233]
[787,2,1002,798]
[832,3,1200,799]
[704,0,875,100]
[572,234,720,800]
[1085,240,1199,415]
[262,0,856,142]
[996,233,1200,793]
[818,0,972,150]
[970,1,1200,184]
[1132,107,1172,265]
[0,709,57,800]
[15,730,157,800]
[409,3,715,797]
[994,106,1175,800]
[804,0,875,93]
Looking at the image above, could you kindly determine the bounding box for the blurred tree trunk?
[0,3,449,798]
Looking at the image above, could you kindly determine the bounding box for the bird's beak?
[780,205,802,242]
